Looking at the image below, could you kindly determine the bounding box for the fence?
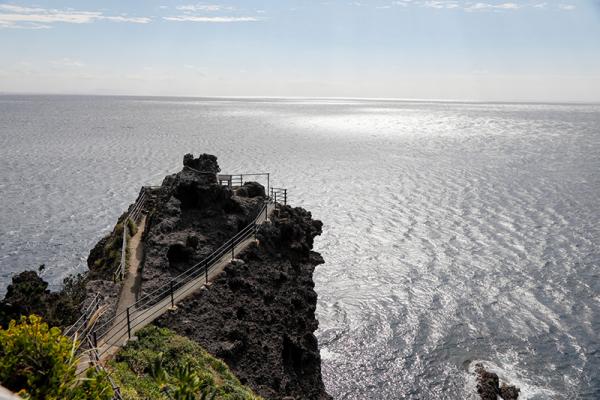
[90,199,274,360]
[271,187,287,206]
[64,293,101,339]
[219,173,270,195]
[84,335,124,400]
[70,171,288,399]
[112,188,150,282]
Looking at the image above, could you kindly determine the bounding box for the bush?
[127,219,138,237]
[0,315,113,400]
[111,325,261,400]
[0,270,86,329]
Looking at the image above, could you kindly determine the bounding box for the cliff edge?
[135,154,331,400]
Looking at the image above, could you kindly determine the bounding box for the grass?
[109,325,262,400]
[127,219,138,237]
[95,217,138,280]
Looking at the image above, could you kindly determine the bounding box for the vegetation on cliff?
[156,204,331,400]
[87,217,137,282]
[0,315,261,400]
[0,269,86,329]
[110,325,262,400]
[0,153,331,399]
[0,315,113,400]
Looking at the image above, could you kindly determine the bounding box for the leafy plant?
[0,315,113,400]
[111,325,262,400]
[127,219,138,237]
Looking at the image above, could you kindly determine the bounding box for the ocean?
[1,95,599,399]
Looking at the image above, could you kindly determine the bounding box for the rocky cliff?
[138,154,331,400]
[0,153,331,400]
[155,204,330,400]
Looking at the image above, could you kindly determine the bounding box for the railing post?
[93,330,98,349]
[284,189,287,206]
[121,219,128,281]
[267,173,270,198]
[274,192,277,205]
[126,307,131,339]
[264,204,268,221]
[170,281,174,308]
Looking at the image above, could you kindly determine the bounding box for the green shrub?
[110,325,262,400]
[127,219,138,237]
[0,315,113,400]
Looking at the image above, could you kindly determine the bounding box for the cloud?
[164,15,261,22]
[383,1,554,12]
[176,4,235,12]
[464,2,521,12]
[558,4,576,10]
[164,3,263,23]
[52,58,85,68]
[422,1,460,9]
[0,4,151,29]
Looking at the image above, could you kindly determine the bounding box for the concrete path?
[114,215,146,317]
[95,202,274,363]
[76,215,147,375]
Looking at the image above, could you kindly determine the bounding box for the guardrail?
[76,173,288,399]
[89,198,275,360]
[84,335,123,400]
[218,173,270,195]
[64,293,101,339]
[112,188,150,282]
[271,187,287,206]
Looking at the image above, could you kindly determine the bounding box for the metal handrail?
[81,179,287,398]
[64,293,100,338]
[93,215,266,357]
[93,200,270,339]
[219,173,270,195]
[112,188,150,282]
[71,166,285,397]
[271,187,288,206]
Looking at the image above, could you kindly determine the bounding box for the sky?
[0,0,599,102]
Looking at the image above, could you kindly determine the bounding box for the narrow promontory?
[0,153,332,400]
[138,154,331,399]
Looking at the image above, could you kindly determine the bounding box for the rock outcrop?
[1,153,332,400]
[475,363,520,400]
[155,204,330,400]
[0,268,86,329]
[140,154,265,296]
[134,154,329,399]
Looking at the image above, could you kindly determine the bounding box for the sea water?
[1,95,599,399]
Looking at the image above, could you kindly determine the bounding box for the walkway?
[114,215,146,317]
[95,201,275,363]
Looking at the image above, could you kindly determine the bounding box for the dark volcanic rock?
[258,205,323,262]
[475,363,520,400]
[141,155,266,295]
[0,269,86,328]
[155,206,331,400]
[476,363,500,400]
[500,383,521,400]
[182,153,220,177]
[236,181,266,198]
[2,153,331,400]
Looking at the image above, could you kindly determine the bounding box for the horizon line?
[1,91,599,106]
